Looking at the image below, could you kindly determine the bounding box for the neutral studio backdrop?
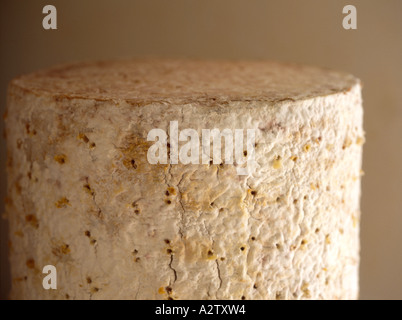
[1,0,401,300]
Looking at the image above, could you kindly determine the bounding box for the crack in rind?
[164,126,172,187]
[202,220,221,298]
[168,254,178,284]
[85,177,103,219]
[134,285,140,299]
[92,193,102,218]
[244,176,253,286]
[165,123,184,240]
[164,123,182,286]
[216,164,221,183]
[176,174,186,239]
[215,260,223,292]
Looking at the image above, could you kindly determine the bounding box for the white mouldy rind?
[5,59,364,300]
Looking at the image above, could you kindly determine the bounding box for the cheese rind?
[5,59,363,300]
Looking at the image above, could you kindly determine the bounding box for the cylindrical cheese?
[5,59,364,300]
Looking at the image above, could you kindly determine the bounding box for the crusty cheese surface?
[5,59,363,300]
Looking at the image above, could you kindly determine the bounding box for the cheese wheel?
[5,59,364,300]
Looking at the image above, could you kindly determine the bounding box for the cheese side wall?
[5,76,363,300]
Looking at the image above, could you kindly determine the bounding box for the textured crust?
[10,59,359,104]
[5,59,363,300]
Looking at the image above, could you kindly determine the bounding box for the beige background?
[1,0,401,300]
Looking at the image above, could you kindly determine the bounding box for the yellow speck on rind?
[303,144,311,152]
[273,156,282,169]
[342,137,353,149]
[55,197,71,208]
[60,244,71,255]
[352,215,359,228]
[77,133,89,143]
[167,187,176,195]
[54,154,67,164]
[301,282,311,298]
[356,136,365,146]
[14,230,24,237]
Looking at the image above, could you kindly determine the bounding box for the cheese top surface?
[10,59,359,104]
